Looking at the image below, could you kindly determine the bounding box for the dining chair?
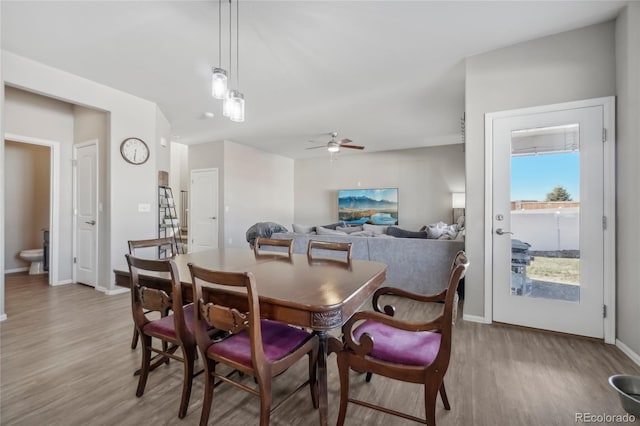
[334,251,469,426]
[128,237,179,349]
[306,240,353,262]
[253,237,294,257]
[188,263,320,426]
[126,254,196,419]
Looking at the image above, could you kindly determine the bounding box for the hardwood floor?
[1,272,638,425]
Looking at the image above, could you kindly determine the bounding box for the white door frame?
[484,97,616,343]
[4,133,61,287]
[72,140,99,287]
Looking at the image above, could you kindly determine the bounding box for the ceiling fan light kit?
[307,132,366,157]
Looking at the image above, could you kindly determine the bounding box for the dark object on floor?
[245,222,288,248]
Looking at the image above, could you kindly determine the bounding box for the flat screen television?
[338,188,398,225]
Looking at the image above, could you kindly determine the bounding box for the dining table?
[114,247,387,425]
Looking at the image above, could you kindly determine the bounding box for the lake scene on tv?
[338,188,398,225]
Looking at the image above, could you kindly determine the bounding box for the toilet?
[19,248,45,275]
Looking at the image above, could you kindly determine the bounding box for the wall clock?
[120,137,150,165]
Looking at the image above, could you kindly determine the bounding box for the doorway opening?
[3,133,60,285]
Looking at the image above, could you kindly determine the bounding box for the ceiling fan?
[306,132,365,153]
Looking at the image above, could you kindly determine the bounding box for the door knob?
[85,220,96,225]
[209,217,217,220]
[495,228,513,235]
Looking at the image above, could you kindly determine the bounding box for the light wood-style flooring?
[1,273,638,425]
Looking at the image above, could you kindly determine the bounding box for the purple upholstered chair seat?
[207,320,312,367]
[352,320,442,366]
[144,303,195,338]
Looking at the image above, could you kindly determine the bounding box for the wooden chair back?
[307,240,353,262]
[128,237,178,259]
[253,237,294,257]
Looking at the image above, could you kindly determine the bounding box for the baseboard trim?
[97,286,128,296]
[4,267,28,274]
[0,314,7,322]
[463,314,491,324]
[616,339,640,367]
[51,279,73,286]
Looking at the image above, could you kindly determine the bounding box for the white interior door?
[491,104,608,338]
[73,142,98,287]
[190,168,219,252]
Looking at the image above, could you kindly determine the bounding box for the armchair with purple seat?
[331,250,469,426]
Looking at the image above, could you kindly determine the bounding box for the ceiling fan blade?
[341,144,365,150]
[338,138,353,144]
[306,145,327,150]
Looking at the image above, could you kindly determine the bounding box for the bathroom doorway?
[3,134,60,286]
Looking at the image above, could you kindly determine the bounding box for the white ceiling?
[1,1,627,159]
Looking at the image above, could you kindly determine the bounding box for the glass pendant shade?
[228,89,245,122]
[222,89,231,117]
[211,67,228,99]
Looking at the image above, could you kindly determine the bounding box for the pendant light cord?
[218,0,222,67]
[229,0,233,84]
[236,0,240,88]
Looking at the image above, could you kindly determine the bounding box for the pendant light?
[211,0,227,99]
[229,0,245,122]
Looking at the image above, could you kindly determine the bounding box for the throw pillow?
[292,224,316,234]
[336,225,363,234]
[363,223,388,235]
[386,226,428,239]
[316,226,347,236]
[320,221,347,230]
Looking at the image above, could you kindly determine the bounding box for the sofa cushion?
[363,223,388,235]
[386,227,428,239]
[316,226,347,236]
[321,221,347,230]
[336,225,363,234]
[292,224,316,234]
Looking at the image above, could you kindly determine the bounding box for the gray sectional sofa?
[270,232,465,294]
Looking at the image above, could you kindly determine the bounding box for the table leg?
[316,331,329,426]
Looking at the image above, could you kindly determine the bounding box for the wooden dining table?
[114,247,387,425]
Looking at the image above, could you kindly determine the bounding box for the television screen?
[338,188,398,225]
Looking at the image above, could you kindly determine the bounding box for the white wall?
[189,141,225,247]
[615,3,640,357]
[3,51,164,292]
[170,142,189,229]
[4,140,50,270]
[465,22,616,317]
[4,86,75,280]
[188,140,294,249]
[294,145,465,231]
[73,106,110,287]
[223,141,294,248]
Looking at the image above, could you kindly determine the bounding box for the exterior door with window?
[490,101,613,339]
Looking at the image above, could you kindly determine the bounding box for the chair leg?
[136,334,152,397]
[308,349,319,409]
[199,359,216,426]
[336,354,350,426]
[365,372,373,382]
[439,382,450,410]
[131,326,139,349]
[258,377,272,426]
[424,382,439,426]
[178,345,195,419]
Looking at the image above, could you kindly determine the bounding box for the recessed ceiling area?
[0,1,627,159]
